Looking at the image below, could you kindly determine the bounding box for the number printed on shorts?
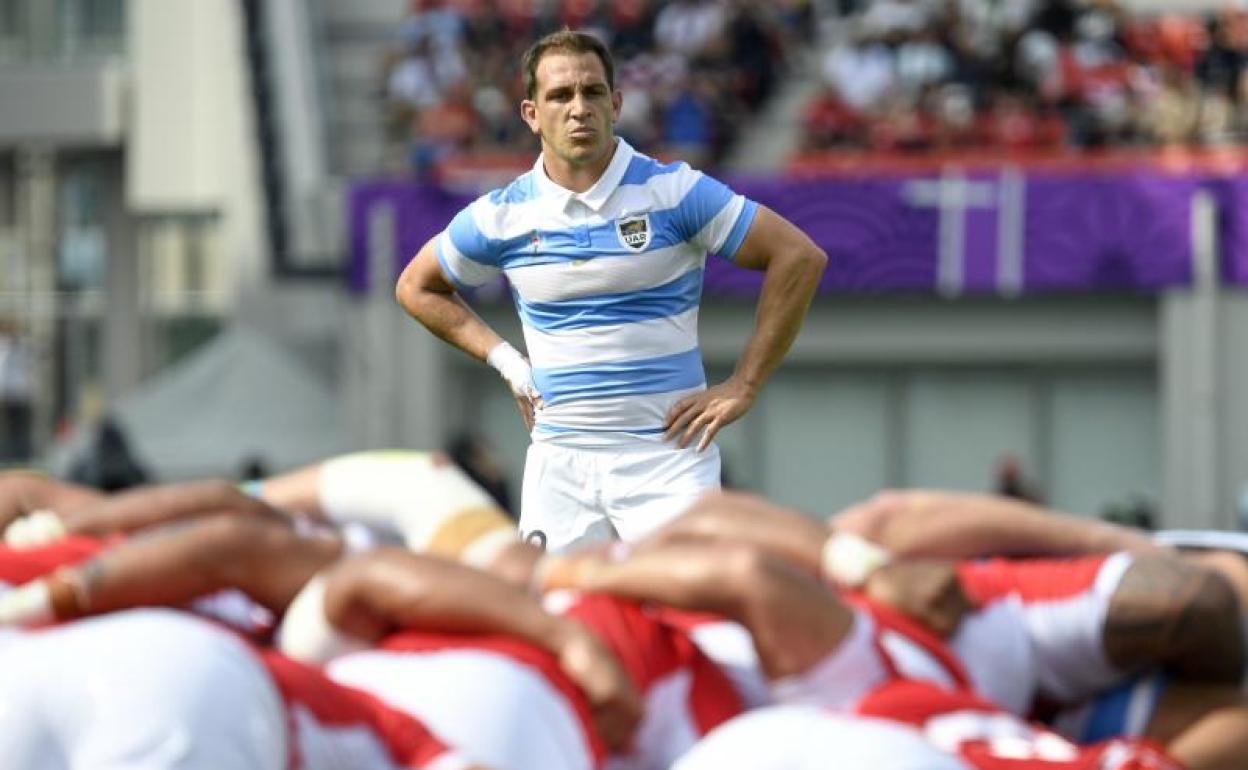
[524,530,548,550]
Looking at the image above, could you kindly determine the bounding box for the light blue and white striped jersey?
[436,140,758,447]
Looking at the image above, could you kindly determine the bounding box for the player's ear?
[611,89,622,123]
[521,99,540,135]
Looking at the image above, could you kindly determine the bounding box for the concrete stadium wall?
[127,0,267,293]
[417,296,1174,522]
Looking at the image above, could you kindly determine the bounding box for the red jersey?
[857,681,1184,770]
[257,648,466,770]
[0,537,107,585]
[957,555,1113,608]
[955,553,1134,707]
[377,629,606,766]
[556,593,744,768]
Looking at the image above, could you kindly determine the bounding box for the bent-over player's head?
[520,29,622,170]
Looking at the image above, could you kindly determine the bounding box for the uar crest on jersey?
[616,214,651,252]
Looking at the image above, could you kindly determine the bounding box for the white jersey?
[1154,528,1248,554]
[0,610,288,770]
[0,610,471,770]
[673,706,971,770]
[328,631,603,770]
[316,450,515,562]
[436,139,758,447]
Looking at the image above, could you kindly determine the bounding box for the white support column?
[351,201,402,449]
[265,0,336,268]
[1161,189,1224,529]
[345,198,449,452]
[15,145,56,455]
[103,157,141,400]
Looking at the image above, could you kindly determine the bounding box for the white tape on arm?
[4,510,68,549]
[276,573,371,666]
[486,341,540,404]
[0,581,54,626]
[821,532,892,588]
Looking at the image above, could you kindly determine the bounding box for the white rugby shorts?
[519,440,721,553]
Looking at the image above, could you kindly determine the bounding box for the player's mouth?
[569,126,597,139]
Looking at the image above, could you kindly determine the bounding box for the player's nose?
[569,91,593,117]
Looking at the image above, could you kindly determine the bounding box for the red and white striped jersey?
[554,592,745,770]
[0,537,106,585]
[856,680,1183,770]
[257,648,471,770]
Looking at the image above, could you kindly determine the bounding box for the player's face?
[522,51,621,169]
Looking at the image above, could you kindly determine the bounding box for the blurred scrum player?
[0,609,482,770]
[674,681,1187,770]
[0,482,1007,768]
[0,518,636,770]
[5,464,1248,765]
[0,512,748,769]
[0,505,791,768]
[622,490,1248,765]
[395,29,827,553]
[1,514,1244,769]
[0,451,521,570]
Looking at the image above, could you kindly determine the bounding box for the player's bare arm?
[396,237,542,430]
[543,541,854,681]
[0,471,105,534]
[641,490,827,573]
[0,514,340,626]
[396,237,504,364]
[665,206,826,451]
[834,489,1162,559]
[53,479,285,539]
[861,559,974,639]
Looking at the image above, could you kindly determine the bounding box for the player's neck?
[541,139,617,194]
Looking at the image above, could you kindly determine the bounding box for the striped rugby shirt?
[436,139,758,447]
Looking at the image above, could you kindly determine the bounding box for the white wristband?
[0,581,54,626]
[11,510,67,549]
[821,532,891,587]
[486,342,539,403]
[275,573,370,666]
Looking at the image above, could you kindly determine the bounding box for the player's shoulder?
[483,169,541,208]
[619,150,693,187]
[610,154,703,218]
[457,170,545,243]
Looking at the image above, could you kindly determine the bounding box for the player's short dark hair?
[521,29,615,100]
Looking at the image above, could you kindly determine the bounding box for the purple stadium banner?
[349,170,1248,296]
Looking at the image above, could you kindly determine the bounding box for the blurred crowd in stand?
[380,0,1248,173]
[804,0,1248,153]
[380,0,815,177]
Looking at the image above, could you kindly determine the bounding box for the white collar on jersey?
[532,138,636,213]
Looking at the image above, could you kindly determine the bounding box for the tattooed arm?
[1104,555,1245,684]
